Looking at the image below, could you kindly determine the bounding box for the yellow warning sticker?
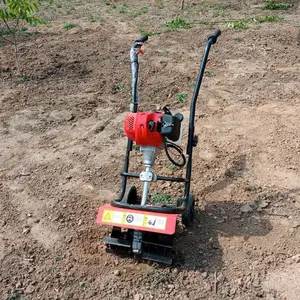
[101,209,167,230]
[101,210,114,222]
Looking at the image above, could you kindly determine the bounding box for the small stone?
[292,254,300,263]
[217,273,226,283]
[27,213,32,217]
[133,294,140,300]
[172,268,179,274]
[1,220,6,227]
[63,204,67,208]
[167,284,174,289]
[202,271,208,279]
[24,284,35,294]
[113,270,121,276]
[16,282,22,288]
[78,219,83,226]
[240,204,253,213]
[237,278,243,287]
[259,201,270,209]
[22,227,30,235]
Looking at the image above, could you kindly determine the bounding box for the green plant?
[167,163,175,170]
[132,143,139,151]
[55,2,62,8]
[88,15,96,22]
[234,36,242,42]
[151,193,173,204]
[103,0,110,5]
[165,17,192,30]
[174,93,188,102]
[250,15,283,23]
[263,0,292,10]
[204,70,216,77]
[0,0,43,75]
[118,4,128,13]
[225,21,248,30]
[157,50,169,56]
[139,30,160,36]
[8,291,27,300]
[16,76,25,83]
[64,23,76,30]
[131,6,148,17]
[113,82,126,92]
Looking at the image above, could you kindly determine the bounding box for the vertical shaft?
[141,166,151,205]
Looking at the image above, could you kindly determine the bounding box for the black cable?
[163,137,186,167]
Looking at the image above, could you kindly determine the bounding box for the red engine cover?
[124,112,163,147]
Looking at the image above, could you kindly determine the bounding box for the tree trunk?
[13,41,22,76]
[181,0,185,10]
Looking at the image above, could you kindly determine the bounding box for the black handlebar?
[135,35,148,43]
[208,29,221,44]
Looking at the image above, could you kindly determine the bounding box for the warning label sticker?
[101,209,167,231]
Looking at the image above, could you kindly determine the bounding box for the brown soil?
[1,0,300,299]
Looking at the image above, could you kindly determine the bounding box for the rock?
[22,227,30,235]
[78,219,83,226]
[167,284,174,289]
[133,294,142,300]
[202,272,208,279]
[50,110,74,122]
[172,268,179,274]
[237,278,243,287]
[113,270,121,276]
[27,213,32,217]
[240,204,253,213]
[16,282,22,288]
[259,201,270,209]
[24,284,35,294]
[217,273,226,283]
[292,254,300,263]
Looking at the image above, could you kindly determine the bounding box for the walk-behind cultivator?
[97,30,221,265]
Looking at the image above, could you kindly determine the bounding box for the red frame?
[97,204,178,235]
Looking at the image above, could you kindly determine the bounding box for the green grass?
[131,6,148,18]
[225,21,248,30]
[250,15,284,23]
[113,82,126,92]
[8,292,27,300]
[132,143,139,151]
[55,2,62,8]
[157,50,169,57]
[64,23,77,30]
[225,15,283,30]
[16,77,26,84]
[139,30,161,36]
[204,70,216,77]
[88,16,105,23]
[118,4,128,13]
[263,0,292,10]
[165,17,192,30]
[174,93,188,102]
[151,194,173,204]
[234,36,243,42]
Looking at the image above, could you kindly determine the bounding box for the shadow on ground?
[173,201,273,273]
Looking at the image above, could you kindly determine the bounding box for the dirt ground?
[1,0,300,299]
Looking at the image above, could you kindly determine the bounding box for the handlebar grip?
[135,35,148,43]
[208,29,221,44]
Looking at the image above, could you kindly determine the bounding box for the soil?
[0,0,300,299]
